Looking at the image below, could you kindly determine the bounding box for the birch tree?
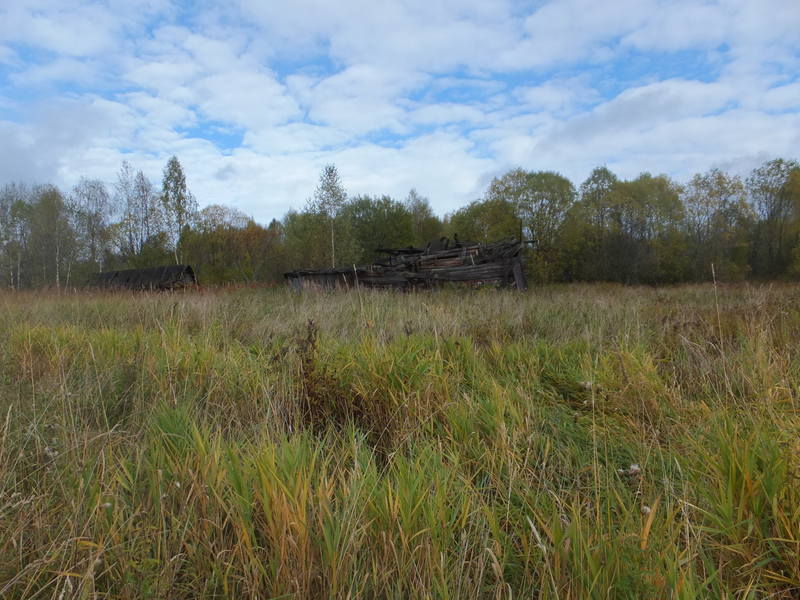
[160,155,197,264]
[309,164,347,268]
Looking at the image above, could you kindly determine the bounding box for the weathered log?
[284,239,531,291]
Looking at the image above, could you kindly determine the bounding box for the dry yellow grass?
[0,283,798,598]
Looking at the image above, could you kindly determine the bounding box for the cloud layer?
[1,0,798,220]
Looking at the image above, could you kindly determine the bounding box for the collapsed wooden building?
[88,265,197,291]
[285,239,528,291]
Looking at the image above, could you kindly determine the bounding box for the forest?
[1,156,799,289]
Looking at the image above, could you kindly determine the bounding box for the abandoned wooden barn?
[88,265,197,290]
[285,239,529,291]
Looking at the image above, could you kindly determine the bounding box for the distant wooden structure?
[88,265,197,291]
[285,239,529,291]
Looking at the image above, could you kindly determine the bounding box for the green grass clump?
[0,284,798,598]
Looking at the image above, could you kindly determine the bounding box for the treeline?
[1,156,799,289]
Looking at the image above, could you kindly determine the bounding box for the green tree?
[281,210,329,270]
[405,189,443,246]
[683,169,753,281]
[0,184,33,289]
[787,169,800,277]
[577,167,619,231]
[448,197,520,243]
[160,155,197,264]
[485,168,575,280]
[112,161,138,261]
[562,170,687,283]
[0,187,10,288]
[561,167,619,280]
[341,195,414,262]
[748,158,800,277]
[486,169,574,244]
[27,186,78,289]
[308,164,348,268]
[196,204,250,230]
[113,162,165,265]
[70,178,113,273]
[182,206,281,284]
[605,173,687,283]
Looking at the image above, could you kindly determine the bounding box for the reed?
[0,283,798,598]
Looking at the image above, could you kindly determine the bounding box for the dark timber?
[285,239,529,291]
[88,265,197,290]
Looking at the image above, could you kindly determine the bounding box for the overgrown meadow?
[1,284,798,598]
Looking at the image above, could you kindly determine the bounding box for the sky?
[1,0,799,222]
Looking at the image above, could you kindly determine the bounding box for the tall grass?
[0,284,798,598]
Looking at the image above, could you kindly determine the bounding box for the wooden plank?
[512,256,528,290]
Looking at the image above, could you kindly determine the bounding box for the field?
[1,284,799,599]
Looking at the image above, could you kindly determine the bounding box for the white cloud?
[621,1,729,52]
[10,57,98,86]
[514,77,600,115]
[0,0,797,223]
[294,65,428,135]
[333,132,496,211]
[243,123,349,154]
[194,70,300,129]
[406,102,486,126]
[238,0,517,72]
[0,3,116,57]
[124,92,197,129]
[759,83,800,112]
[517,0,647,64]
[0,44,17,65]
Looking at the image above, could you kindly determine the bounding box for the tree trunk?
[330,219,336,268]
[55,237,60,290]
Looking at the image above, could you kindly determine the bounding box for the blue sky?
[1,0,798,222]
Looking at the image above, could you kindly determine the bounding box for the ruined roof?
[88,265,197,290]
[285,239,529,291]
